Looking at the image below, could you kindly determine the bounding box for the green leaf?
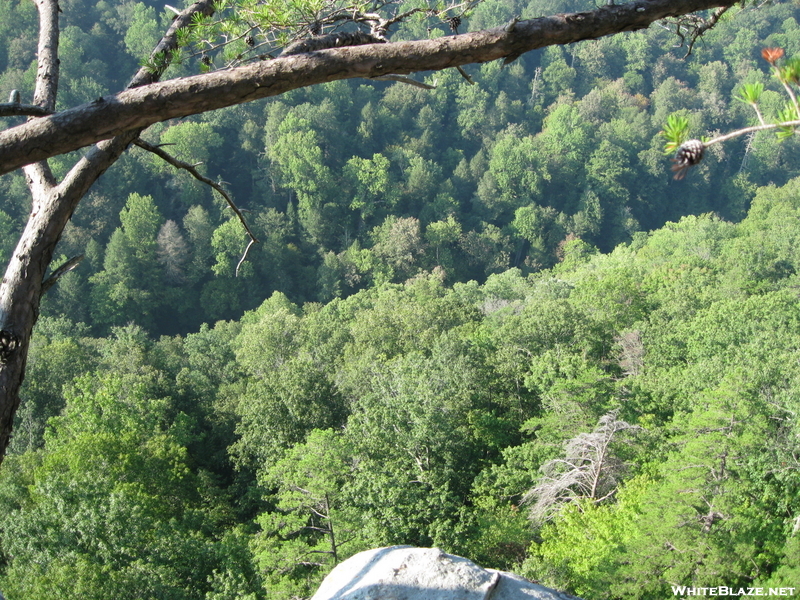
[660,113,690,155]
[735,82,763,106]
[778,56,800,85]
[776,102,799,140]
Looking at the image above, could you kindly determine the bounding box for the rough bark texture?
[0,0,737,176]
[0,0,738,463]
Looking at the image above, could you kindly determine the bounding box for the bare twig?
[132,138,259,254]
[237,237,257,276]
[455,65,474,85]
[659,4,730,58]
[683,5,730,57]
[41,255,84,293]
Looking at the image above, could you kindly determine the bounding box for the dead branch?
[661,4,733,58]
[132,138,259,275]
[41,255,84,293]
[523,411,641,524]
[455,65,475,85]
[235,239,256,277]
[684,5,731,57]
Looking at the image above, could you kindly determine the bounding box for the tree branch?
[455,65,475,85]
[41,255,84,293]
[0,104,54,118]
[56,0,218,201]
[132,138,259,245]
[681,5,732,57]
[0,0,739,176]
[236,239,256,278]
[23,0,61,197]
[31,0,60,113]
[705,120,800,147]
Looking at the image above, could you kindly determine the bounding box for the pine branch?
[704,120,800,146]
[0,0,743,175]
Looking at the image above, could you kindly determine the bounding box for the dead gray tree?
[523,411,640,524]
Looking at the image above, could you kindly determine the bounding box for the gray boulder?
[311,546,583,600]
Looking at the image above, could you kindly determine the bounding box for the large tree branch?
[0,0,63,445]
[30,0,60,112]
[0,0,737,176]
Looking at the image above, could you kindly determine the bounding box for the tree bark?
[0,0,737,176]
[0,0,738,464]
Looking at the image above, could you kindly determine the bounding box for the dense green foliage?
[3,0,800,335]
[7,184,800,598]
[3,0,800,597]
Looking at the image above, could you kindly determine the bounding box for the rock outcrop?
[311,546,584,600]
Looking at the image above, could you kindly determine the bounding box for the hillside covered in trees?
[2,0,800,597]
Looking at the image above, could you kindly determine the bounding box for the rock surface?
[311,546,583,600]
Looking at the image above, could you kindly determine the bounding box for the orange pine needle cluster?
[762,47,784,65]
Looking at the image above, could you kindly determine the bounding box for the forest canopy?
[2,0,800,598]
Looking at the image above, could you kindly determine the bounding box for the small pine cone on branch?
[448,16,462,32]
[671,139,705,180]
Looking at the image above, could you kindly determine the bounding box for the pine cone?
[671,139,705,180]
[448,16,462,32]
[245,35,255,47]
